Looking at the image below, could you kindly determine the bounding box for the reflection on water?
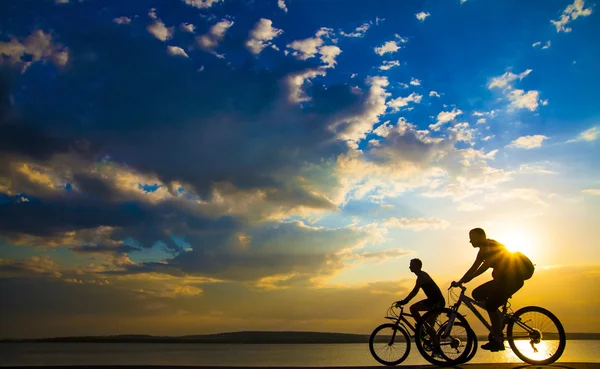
[0,341,598,366]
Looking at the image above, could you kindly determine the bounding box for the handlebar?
[449,281,467,291]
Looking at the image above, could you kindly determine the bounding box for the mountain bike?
[414,283,566,366]
[369,302,474,366]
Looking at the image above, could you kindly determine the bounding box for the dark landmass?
[1,331,599,343]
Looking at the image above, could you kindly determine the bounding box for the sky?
[0,0,599,339]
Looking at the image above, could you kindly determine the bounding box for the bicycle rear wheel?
[506,306,566,365]
[415,308,474,367]
[369,323,411,366]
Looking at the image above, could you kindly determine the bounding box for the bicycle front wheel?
[415,308,474,367]
[507,306,566,365]
[369,323,410,366]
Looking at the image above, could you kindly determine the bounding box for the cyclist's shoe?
[481,340,505,352]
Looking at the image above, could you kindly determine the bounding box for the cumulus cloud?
[182,0,223,9]
[374,41,400,56]
[180,23,196,33]
[147,10,174,41]
[429,108,462,131]
[286,28,340,68]
[488,69,531,89]
[379,60,400,70]
[0,29,69,68]
[196,19,234,51]
[567,126,599,143]
[245,18,283,55]
[410,78,421,86]
[278,0,288,12]
[488,69,544,111]
[340,23,370,38]
[429,91,440,97]
[387,92,422,111]
[113,16,131,25]
[507,89,542,111]
[415,11,431,21]
[551,0,593,33]
[167,46,189,58]
[506,135,548,149]
[318,45,342,68]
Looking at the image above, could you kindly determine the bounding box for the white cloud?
[379,60,400,71]
[284,68,326,103]
[582,188,600,195]
[506,135,548,149]
[286,28,339,68]
[508,89,541,111]
[0,29,69,68]
[374,41,400,56]
[278,0,288,12]
[350,248,412,262]
[476,118,486,124]
[488,69,531,89]
[415,12,431,21]
[351,73,358,78]
[183,0,223,9]
[488,69,544,111]
[147,10,174,42]
[384,217,449,231]
[449,122,475,144]
[340,23,370,38]
[551,0,592,33]
[387,92,422,111]
[319,45,342,68]
[329,76,391,142]
[429,108,462,131]
[567,126,600,143]
[113,16,131,25]
[167,46,189,58]
[519,164,557,175]
[246,18,283,55]
[460,0,467,4]
[196,19,234,51]
[410,78,421,86]
[482,135,495,141]
[399,83,409,89]
[533,41,551,49]
[429,91,440,97]
[180,23,196,33]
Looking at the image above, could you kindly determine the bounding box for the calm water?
[0,341,598,366]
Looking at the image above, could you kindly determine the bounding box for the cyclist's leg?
[483,279,524,350]
[409,299,431,323]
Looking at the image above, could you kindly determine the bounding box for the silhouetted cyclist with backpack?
[451,228,535,352]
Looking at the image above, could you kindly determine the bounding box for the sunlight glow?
[499,229,538,258]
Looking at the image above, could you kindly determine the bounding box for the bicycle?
[414,282,566,367]
[369,302,474,366]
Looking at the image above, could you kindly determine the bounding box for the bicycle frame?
[445,286,537,338]
[385,306,418,337]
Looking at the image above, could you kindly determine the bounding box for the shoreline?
[0,364,598,369]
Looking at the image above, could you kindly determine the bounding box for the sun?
[499,229,538,257]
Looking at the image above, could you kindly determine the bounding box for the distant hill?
[2,331,599,343]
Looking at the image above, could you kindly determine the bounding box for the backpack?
[508,251,535,280]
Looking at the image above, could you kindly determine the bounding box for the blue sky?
[0,0,599,338]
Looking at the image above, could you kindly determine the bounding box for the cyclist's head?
[409,258,422,272]
[469,228,487,248]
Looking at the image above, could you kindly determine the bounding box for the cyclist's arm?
[401,277,423,304]
[459,250,486,283]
